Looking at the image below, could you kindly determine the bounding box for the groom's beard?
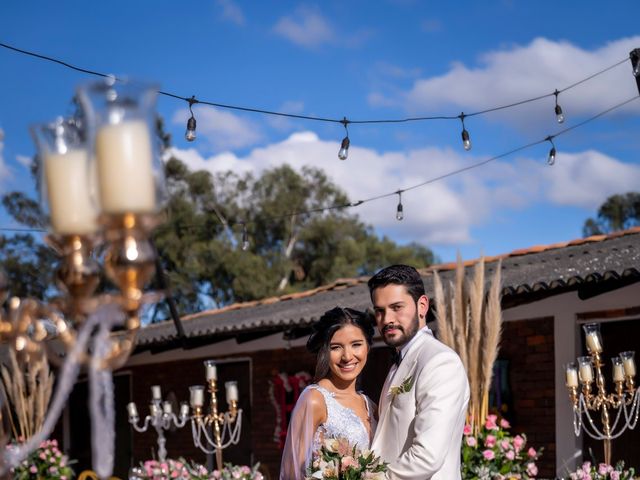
[381,311,420,348]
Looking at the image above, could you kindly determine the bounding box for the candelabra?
[565,323,639,464]
[189,360,243,470]
[127,386,189,462]
[0,77,167,478]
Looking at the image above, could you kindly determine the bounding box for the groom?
[368,265,469,480]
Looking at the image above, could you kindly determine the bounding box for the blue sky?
[1,1,639,263]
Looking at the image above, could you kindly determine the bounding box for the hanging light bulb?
[338,117,350,160]
[395,192,404,221]
[338,136,350,160]
[241,223,250,251]
[554,90,565,124]
[546,137,556,166]
[632,49,640,77]
[459,113,471,151]
[185,96,197,142]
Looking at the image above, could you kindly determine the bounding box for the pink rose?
[30,466,37,474]
[482,449,495,460]
[463,424,472,436]
[485,414,498,430]
[499,418,511,429]
[466,436,477,447]
[611,471,620,480]
[505,450,515,460]
[513,435,524,451]
[526,463,538,477]
[500,439,510,451]
[528,447,537,458]
[484,435,496,447]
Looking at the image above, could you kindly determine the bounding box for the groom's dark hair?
[367,264,426,303]
[307,307,375,382]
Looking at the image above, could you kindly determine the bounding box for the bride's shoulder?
[300,384,326,405]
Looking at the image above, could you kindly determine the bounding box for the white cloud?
[16,155,32,168]
[172,105,262,151]
[372,36,640,122]
[273,6,335,48]
[166,131,640,247]
[215,0,245,26]
[0,129,9,183]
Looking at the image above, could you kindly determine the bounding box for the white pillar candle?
[179,402,190,419]
[162,401,172,414]
[44,149,99,234]
[151,385,162,400]
[190,386,204,407]
[149,402,161,417]
[565,368,579,388]
[622,357,636,377]
[579,363,593,383]
[205,362,217,381]
[127,402,138,419]
[95,119,156,214]
[585,332,603,353]
[613,362,625,382]
[225,381,239,402]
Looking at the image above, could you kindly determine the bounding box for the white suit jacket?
[371,332,470,480]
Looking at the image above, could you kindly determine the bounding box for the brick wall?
[500,317,556,478]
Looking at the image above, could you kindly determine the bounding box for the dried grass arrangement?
[0,349,54,441]
[433,255,502,435]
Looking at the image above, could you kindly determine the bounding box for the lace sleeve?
[279,387,324,480]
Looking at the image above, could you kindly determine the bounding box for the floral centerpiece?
[7,439,76,480]
[130,459,263,480]
[209,463,263,480]
[306,437,388,480]
[461,414,541,480]
[563,461,636,480]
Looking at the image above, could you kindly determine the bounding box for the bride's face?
[327,324,369,383]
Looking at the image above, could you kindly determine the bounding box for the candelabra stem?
[601,406,612,465]
[155,421,168,463]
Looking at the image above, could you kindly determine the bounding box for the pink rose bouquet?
[461,414,542,480]
[306,437,388,480]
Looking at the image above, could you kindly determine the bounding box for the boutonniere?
[389,375,414,397]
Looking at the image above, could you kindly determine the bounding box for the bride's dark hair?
[306,307,375,381]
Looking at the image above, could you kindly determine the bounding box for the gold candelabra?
[565,323,639,465]
[0,78,167,479]
[189,360,243,470]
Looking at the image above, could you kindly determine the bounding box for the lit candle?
[585,331,603,354]
[151,385,162,400]
[205,361,217,381]
[127,402,138,419]
[95,119,156,214]
[565,365,579,388]
[179,402,190,419]
[612,358,625,382]
[162,401,172,415]
[44,149,99,234]
[620,351,636,377]
[578,357,593,383]
[150,402,161,417]
[225,381,239,402]
[190,386,204,407]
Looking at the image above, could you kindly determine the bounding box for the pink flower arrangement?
[461,414,542,480]
[307,437,388,479]
[130,459,263,480]
[6,438,76,480]
[565,461,635,480]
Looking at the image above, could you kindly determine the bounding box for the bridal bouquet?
[306,437,388,480]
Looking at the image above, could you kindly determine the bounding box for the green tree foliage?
[582,192,640,236]
[153,157,435,316]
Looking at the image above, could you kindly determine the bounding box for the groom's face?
[372,284,428,348]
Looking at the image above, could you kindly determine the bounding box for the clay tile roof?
[134,228,640,347]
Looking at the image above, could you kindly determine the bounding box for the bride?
[279,307,378,479]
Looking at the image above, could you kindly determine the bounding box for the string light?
[241,223,250,251]
[459,113,471,151]
[554,89,565,124]
[546,136,556,166]
[338,118,350,160]
[631,48,640,77]
[185,96,198,142]
[395,192,404,221]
